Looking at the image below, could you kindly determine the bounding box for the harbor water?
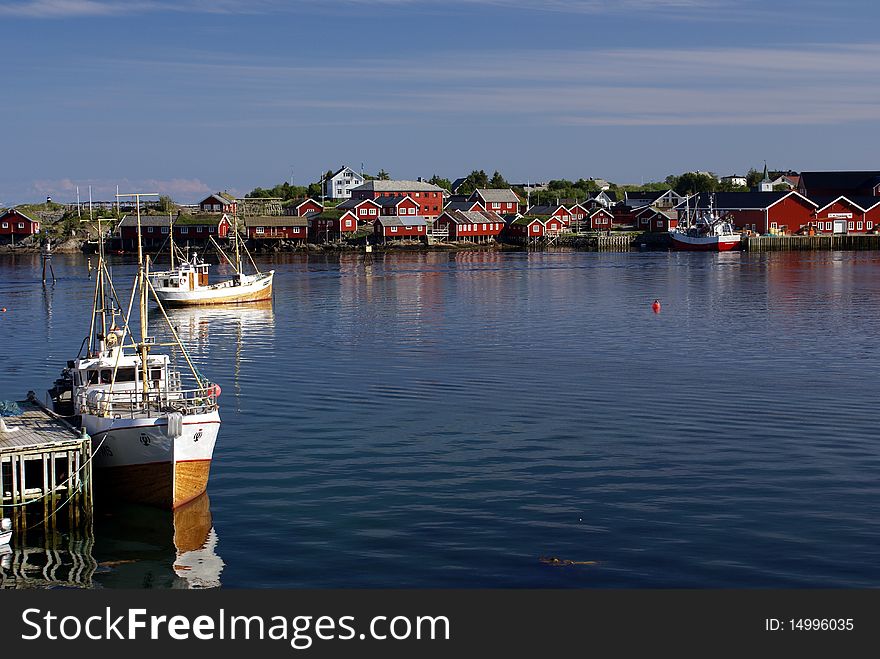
[2,249,880,588]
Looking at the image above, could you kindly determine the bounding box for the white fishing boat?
[49,193,221,509]
[148,216,273,306]
[670,194,742,252]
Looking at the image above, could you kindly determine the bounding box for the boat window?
[88,370,100,384]
[116,367,136,382]
[150,368,163,380]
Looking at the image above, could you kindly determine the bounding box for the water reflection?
[0,493,222,589]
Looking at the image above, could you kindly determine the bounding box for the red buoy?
[651,299,661,313]
[210,384,222,397]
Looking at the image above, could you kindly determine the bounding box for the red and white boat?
[670,195,741,251]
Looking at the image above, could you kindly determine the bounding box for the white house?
[324,165,365,200]
[719,175,747,187]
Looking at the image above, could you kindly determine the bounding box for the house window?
[857,221,864,231]
[147,226,154,233]
[345,220,352,227]
[369,208,376,215]
[180,227,188,234]
[197,226,203,233]
[256,227,265,234]
[770,222,777,229]
[209,226,216,233]
[868,221,874,230]
[410,207,417,215]
[293,228,301,233]
[481,224,487,230]
[492,202,500,209]
[390,226,398,233]
[848,221,855,230]
[818,222,824,231]
[161,227,169,234]
[405,226,412,230]
[17,223,24,229]
[1,222,7,228]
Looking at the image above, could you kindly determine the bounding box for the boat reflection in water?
[0,493,223,589]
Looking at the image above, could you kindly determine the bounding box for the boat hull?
[670,233,741,251]
[153,272,274,306]
[85,411,220,509]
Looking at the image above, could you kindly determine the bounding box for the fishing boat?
[670,194,742,252]
[147,215,273,306]
[48,193,221,509]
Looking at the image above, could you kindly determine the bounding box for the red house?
[808,196,875,234]
[434,210,505,242]
[374,216,428,242]
[198,193,237,214]
[308,210,358,242]
[469,189,520,215]
[338,197,382,223]
[245,216,308,242]
[525,204,571,226]
[589,208,614,230]
[289,198,323,216]
[444,199,485,213]
[377,195,421,217]
[116,213,231,248]
[350,180,446,217]
[504,215,565,241]
[0,209,41,244]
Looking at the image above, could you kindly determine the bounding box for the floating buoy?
[0,308,6,313]
[651,299,661,313]
[210,384,222,398]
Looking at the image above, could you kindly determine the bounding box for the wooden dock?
[0,397,93,536]
[745,234,880,252]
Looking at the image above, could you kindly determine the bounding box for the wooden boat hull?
[153,272,274,306]
[86,410,220,509]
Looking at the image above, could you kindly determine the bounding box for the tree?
[674,172,718,195]
[745,168,763,188]
[429,175,452,191]
[457,170,490,195]
[489,170,509,188]
[158,195,175,213]
[377,169,390,180]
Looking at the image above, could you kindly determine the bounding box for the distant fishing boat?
[147,215,273,306]
[48,193,221,509]
[670,194,742,252]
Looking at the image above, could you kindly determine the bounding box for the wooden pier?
[745,234,880,252]
[0,398,93,537]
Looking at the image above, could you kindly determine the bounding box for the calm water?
[2,248,880,588]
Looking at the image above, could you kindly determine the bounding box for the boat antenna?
[169,209,175,270]
[117,191,158,399]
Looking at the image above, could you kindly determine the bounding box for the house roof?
[375,195,417,208]
[1,208,39,223]
[200,192,235,205]
[525,204,566,216]
[440,209,504,224]
[511,215,546,226]
[337,197,380,210]
[450,177,468,192]
[799,171,880,192]
[809,195,874,212]
[353,180,444,193]
[590,191,617,202]
[296,198,323,210]
[444,200,483,212]
[472,188,520,204]
[244,216,308,228]
[329,165,362,179]
[676,191,816,211]
[377,216,428,227]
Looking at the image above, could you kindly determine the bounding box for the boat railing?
[77,385,218,418]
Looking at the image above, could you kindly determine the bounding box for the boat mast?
[169,210,175,270]
[117,191,158,397]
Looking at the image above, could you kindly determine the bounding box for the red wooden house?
[0,209,41,244]
[198,193,237,214]
[434,210,505,242]
[350,180,446,217]
[374,216,428,242]
[308,210,358,242]
[589,208,614,230]
[244,216,308,242]
[290,198,323,216]
[504,215,565,241]
[808,196,863,234]
[444,199,485,213]
[337,197,382,223]
[525,204,571,226]
[469,189,520,215]
[678,192,817,234]
[376,195,421,217]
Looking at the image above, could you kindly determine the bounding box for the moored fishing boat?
[48,193,221,509]
[148,215,273,306]
[670,194,742,252]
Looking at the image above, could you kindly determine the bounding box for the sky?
[1,0,879,204]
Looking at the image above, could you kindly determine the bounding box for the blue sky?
[1,0,878,203]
